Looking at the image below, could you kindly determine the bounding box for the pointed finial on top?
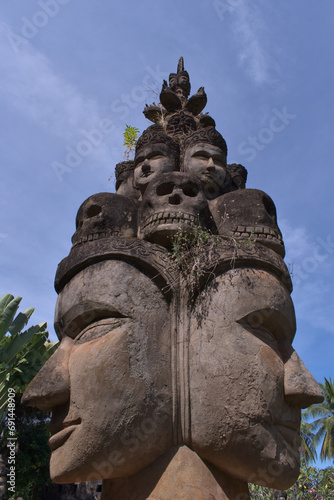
[177,57,184,74]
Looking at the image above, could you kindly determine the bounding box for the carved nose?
[168,193,182,205]
[284,350,324,408]
[142,161,150,174]
[207,161,215,172]
[21,336,73,411]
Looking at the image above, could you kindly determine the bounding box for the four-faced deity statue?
[22,58,324,500]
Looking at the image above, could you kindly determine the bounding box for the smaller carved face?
[138,172,211,248]
[169,71,190,94]
[134,143,176,195]
[183,142,228,200]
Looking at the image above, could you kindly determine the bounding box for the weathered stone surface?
[189,267,321,490]
[22,57,324,499]
[24,260,173,484]
[72,192,139,246]
[101,446,249,499]
[134,125,180,196]
[210,188,285,257]
[227,163,248,189]
[138,171,216,247]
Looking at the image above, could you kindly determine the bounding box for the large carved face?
[138,172,214,247]
[133,142,177,195]
[183,142,228,200]
[22,260,173,483]
[189,267,323,489]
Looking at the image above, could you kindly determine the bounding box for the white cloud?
[279,219,334,335]
[0,17,103,142]
[280,219,316,262]
[231,2,278,85]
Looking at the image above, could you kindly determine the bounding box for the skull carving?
[72,192,139,246]
[209,189,285,257]
[138,172,216,248]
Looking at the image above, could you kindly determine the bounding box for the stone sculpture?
[22,58,323,500]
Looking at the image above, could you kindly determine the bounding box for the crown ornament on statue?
[143,57,216,137]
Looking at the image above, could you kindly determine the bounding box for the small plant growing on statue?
[168,227,221,298]
[123,124,140,160]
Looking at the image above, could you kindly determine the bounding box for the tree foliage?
[303,377,334,463]
[0,293,58,500]
[249,462,334,499]
[6,395,52,499]
[0,294,57,422]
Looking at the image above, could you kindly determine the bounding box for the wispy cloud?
[280,219,334,335]
[280,220,315,262]
[0,17,103,142]
[230,1,278,85]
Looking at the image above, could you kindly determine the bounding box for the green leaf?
[2,323,47,365]
[0,293,14,316]
[0,295,22,339]
[8,308,34,336]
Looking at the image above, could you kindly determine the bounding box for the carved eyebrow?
[75,317,129,345]
[135,150,166,165]
[236,308,295,344]
[192,150,210,157]
[56,303,129,340]
[134,155,145,166]
[147,150,166,158]
[212,154,225,161]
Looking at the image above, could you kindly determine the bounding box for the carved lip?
[276,420,301,449]
[48,418,81,451]
[278,420,300,432]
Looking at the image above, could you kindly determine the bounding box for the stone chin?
[49,414,173,484]
[191,421,301,490]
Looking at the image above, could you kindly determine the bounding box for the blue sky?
[1,0,333,464]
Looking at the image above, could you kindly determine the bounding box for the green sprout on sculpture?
[168,227,221,297]
[123,124,140,160]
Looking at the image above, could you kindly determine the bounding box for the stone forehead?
[135,125,180,156]
[182,127,227,157]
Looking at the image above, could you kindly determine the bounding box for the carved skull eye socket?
[262,196,276,220]
[182,183,199,197]
[87,204,102,218]
[156,182,175,196]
